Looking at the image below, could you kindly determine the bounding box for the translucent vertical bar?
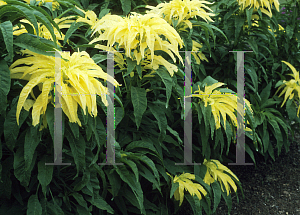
[98,51,123,166]
[46,51,71,166]
[176,51,201,166]
[228,51,253,166]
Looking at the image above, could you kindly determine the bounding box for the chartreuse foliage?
[0,0,299,214]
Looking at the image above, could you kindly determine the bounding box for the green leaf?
[221,190,232,215]
[37,155,53,196]
[131,86,147,129]
[115,165,145,213]
[105,169,122,197]
[14,34,56,57]
[136,64,142,79]
[125,140,158,154]
[268,141,275,161]
[65,128,86,177]
[167,125,183,144]
[234,16,245,44]
[124,56,136,77]
[64,22,87,45]
[246,7,254,27]
[92,54,107,64]
[211,182,222,213]
[0,4,39,36]
[259,82,272,104]
[286,25,294,40]
[0,59,11,95]
[14,146,36,187]
[115,106,124,126]
[156,67,173,108]
[68,121,79,139]
[72,193,88,209]
[27,195,42,215]
[0,21,13,61]
[24,126,40,171]
[0,59,11,113]
[31,7,59,48]
[4,102,19,151]
[170,181,179,199]
[260,99,281,109]
[268,118,283,155]
[139,164,161,194]
[148,103,167,142]
[245,65,258,94]
[120,0,131,15]
[46,104,54,142]
[245,38,258,56]
[121,159,139,182]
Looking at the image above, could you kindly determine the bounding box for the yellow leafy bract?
[76,8,98,29]
[146,0,215,30]
[203,159,239,196]
[191,40,209,65]
[167,172,207,206]
[275,61,300,116]
[0,1,6,6]
[237,0,280,17]
[89,12,184,68]
[10,49,121,127]
[187,83,253,130]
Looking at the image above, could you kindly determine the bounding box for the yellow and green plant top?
[9,49,120,128]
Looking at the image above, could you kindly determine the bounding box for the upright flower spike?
[89,12,184,68]
[203,159,239,196]
[146,0,215,30]
[237,0,280,17]
[10,49,121,127]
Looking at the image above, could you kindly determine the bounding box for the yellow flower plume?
[166,172,207,206]
[10,49,121,127]
[203,159,239,196]
[237,0,280,17]
[187,83,253,130]
[275,61,300,116]
[146,0,215,30]
[89,12,184,68]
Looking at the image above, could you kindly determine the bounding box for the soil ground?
[177,127,300,215]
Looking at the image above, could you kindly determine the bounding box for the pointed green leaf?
[14,34,56,57]
[148,103,167,141]
[65,128,86,177]
[115,165,144,213]
[131,86,147,129]
[120,0,131,15]
[156,67,173,108]
[0,21,13,61]
[38,155,53,196]
[24,126,40,171]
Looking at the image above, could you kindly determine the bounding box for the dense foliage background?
[0,0,299,214]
